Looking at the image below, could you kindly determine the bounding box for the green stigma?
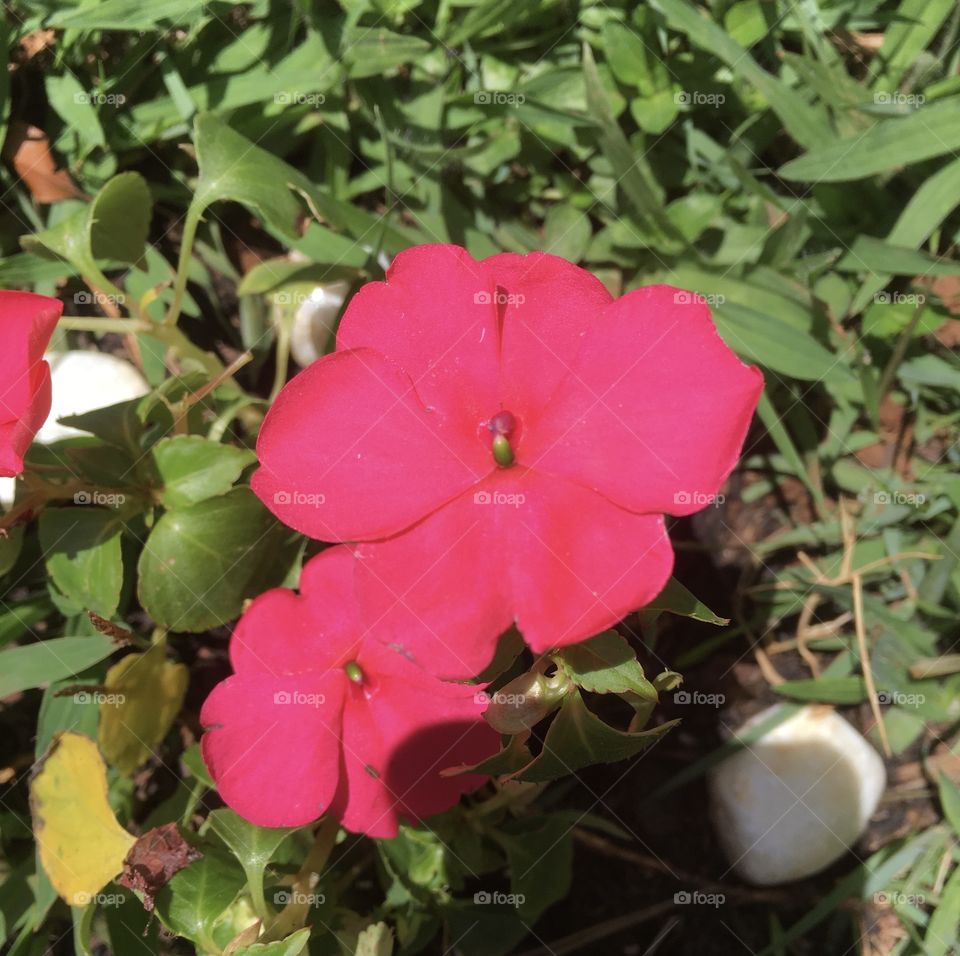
[492,433,515,467]
[344,660,364,683]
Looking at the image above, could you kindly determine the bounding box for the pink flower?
[200,548,498,836]
[0,291,62,476]
[253,246,763,679]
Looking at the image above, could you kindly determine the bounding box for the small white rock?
[38,351,150,445]
[287,281,351,368]
[708,704,886,885]
[0,477,15,511]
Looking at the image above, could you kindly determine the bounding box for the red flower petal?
[200,671,347,827]
[523,286,763,516]
[483,252,613,419]
[0,291,61,476]
[338,244,500,430]
[356,471,675,679]
[229,547,362,676]
[252,347,489,540]
[335,643,495,837]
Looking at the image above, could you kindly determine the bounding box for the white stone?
[283,281,351,369]
[37,351,150,445]
[708,704,886,885]
[0,477,15,511]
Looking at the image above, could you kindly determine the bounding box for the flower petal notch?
[200,548,498,836]
[253,245,764,679]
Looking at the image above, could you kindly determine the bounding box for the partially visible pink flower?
[253,245,763,679]
[200,547,498,837]
[0,291,62,476]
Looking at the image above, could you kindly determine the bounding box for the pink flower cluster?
[204,245,762,834]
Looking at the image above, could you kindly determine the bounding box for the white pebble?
[708,704,886,885]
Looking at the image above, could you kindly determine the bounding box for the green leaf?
[517,692,676,782]
[773,677,867,704]
[230,928,311,956]
[582,44,684,252]
[925,860,960,956]
[341,28,431,79]
[22,173,151,274]
[190,113,303,240]
[38,508,124,618]
[938,773,960,838]
[837,237,960,278]
[49,0,220,30]
[493,816,573,921]
[137,488,298,632]
[0,636,116,698]
[645,578,729,625]
[780,98,960,182]
[714,302,850,383]
[556,631,657,698]
[152,436,255,508]
[542,205,591,262]
[206,809,298,920]
[154,847,245,952]
[649,0,831,148]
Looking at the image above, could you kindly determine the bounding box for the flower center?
[488,410,517,467]
[344,660,364,683]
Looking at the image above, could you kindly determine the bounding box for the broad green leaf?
[714,302,850,382]
[190,113,302,240]
[517,692,676,782]
[493,816,572,921]
[99,642,188,774]
[152,436,255,508]
[30,733,135,906]
[154,847,245,952]
[870,0,956,91]
[542,205,591,262]
[644,577,729,625]
[556,631,657,698]
[137,487,298,632]
[0,636,116,698]
[0,525,23,576]
[38,508,124,618]
[231,927,311,956]
[780,98,960,181]
[22,173,151,274]
[207,810,298,924]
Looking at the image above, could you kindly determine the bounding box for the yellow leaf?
[30,732,135,906]
[99,643,188,774]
